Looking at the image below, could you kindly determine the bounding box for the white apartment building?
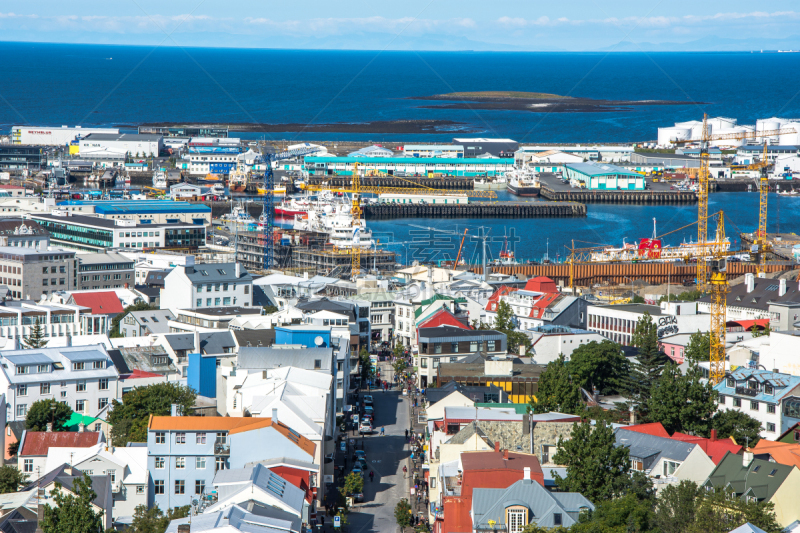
[587,301,708,346]
[394,299,414,348]
[161,263,253,310]
[0,345,119,423]
[350,292,396,344]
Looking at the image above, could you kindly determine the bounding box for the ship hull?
[507,184,540,197]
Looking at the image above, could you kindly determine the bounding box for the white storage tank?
[710,126,749,148]
[658,126,692,146]
[707,117,738,131]
[757,118,782,142]
[778,122,800,146]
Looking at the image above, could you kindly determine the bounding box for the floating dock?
[306,176,474,191]
[363,201,586,220]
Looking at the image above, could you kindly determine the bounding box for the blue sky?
[3,1,800,51]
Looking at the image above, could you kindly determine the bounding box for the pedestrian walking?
[369,471,374,482]
[380,426,385,436]
[403,465,408,478]
[405,429,409,439]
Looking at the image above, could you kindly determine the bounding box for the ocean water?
[2,42,800,143]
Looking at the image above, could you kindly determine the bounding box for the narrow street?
[339,362,411,533]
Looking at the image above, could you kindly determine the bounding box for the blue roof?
[714,368,800,402]
[57,200,211,214]
[566,162,642,177]
[738,145,798,152]
[404,145,463,151]
[304,156,513,165]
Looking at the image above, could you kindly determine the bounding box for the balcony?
[214,443,230,455]
[736,386,758,397]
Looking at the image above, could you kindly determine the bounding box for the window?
[726,378,735,388]
[767,404,776,414]
[214,284,220,292]
[16,366,28,375]
[451,342,458,353]
[17,384,27,396]
[195,480,205,495]
[432,357,440,369]
[487,340,497,351]
[196,299,202,307]
[733,398,742,407]
[206,298,211,306]
[196,457,206,469]
[223,297,231,306]
[215,457,226,471]
[76,381,86,392]
[663,460,680,476]
[175,480,185,494]
[214,298,221,306]
[136,485,145,495]
[108,469,116,483]
[176,432,186,444]
[73,362,85,370]
[420,358,427,369]
[94,423,102,431]
[196,432,206,444]
[314,359,322,369]
[719,395,725,405]
[155,432,166,444]
[434,343,442,354]
[553,514,562,527]
[155,457,165,469]
[40,383,50,395]
[507,508,527,533]
[98,378,109,390]
[37,364,49,373]
[750,400,759,411]
[765,383,774,395]
[98,398,108,409]
[75,399,85,412]
[767,423,776,432]
[154,481,164,494]
[93,361,104,369]
[15,404,27,417]
[24,459,33,473]
[176,457,186,469]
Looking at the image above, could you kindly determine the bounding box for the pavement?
[319,361,413,533]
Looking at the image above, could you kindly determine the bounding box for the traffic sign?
[334,516,341,529]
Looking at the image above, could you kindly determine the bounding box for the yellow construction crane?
[301,166,497,276]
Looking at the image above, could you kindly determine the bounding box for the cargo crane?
[301,166,497,276]
[259,146,321,272]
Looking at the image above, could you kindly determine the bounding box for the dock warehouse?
[630,152,701,169]
[516,145,634,163]
[183,137,242,176]
[53,200,212,225]
[11,126,119,146]
[79,133,163,158]
[303,156,515,177]
[452,138,518,157]
[564,162,645,190]
[403,145,464,158]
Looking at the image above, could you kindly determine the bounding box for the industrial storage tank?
[658,126,692,146]
[709,126,749,148]
[707,117,738,131]
[757,118,782,142]
[779,122,800,145]
[675,120,710,140]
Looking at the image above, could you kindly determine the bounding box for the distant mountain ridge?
[598,35,800,52]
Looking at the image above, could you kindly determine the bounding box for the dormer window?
[16,366,28,375]
[506,506,528,533]
[37,364,49,373]
[726,378,735,388]
[765,383,774,395]
[72,362,84,370]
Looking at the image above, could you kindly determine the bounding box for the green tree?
[689,488,782,533]
[41,473,103,533]
[263,305,279,314]
[109,301,157,338]
[128,504,191,533]
[395,498,413,530]
[646,354,717,435]
[707,409,763,447]
[491,300,531,355]
[659,289,704,303]
[527,355,583,414]
[23,317,48,349]
[0,465,28,493]
[359,347,372,382]
[107,382,196,445]
[751,323,772,338]
[625,312,667,411]
[569,340,628,395]
[7,441,19,457]
[522,525,570,533]
[340,472,364,498]
[26,399,74,432]
[393,357,408,376]
[571,493,657,533]
[654,480,703,533]
[552,421,633,503]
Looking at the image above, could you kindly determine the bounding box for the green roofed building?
[564,162,645,190]
[63,412,112,440]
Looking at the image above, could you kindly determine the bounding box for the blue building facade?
[275,327,331,347]
[303,156,514,177]
[187,353,217,398]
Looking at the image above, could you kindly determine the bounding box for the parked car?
[359,421,372,434]
[355,450,367,462]
[364,406,374,418]
[351,466,364,478]
[363,395,374,406]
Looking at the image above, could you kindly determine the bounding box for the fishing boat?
[222,203,256,224]
[152,170,168,189]
[293,202,374,248]
[505,168,541,197]
[228,163,249,193]
[257,184,287,195]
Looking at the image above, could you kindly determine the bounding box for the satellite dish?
[314,336,324,346]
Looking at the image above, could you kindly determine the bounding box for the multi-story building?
[0,219,50,248]
[120,309,175,338]
[78,252,135,289]
[0,145,45,171]
[714,368,800,439]
[586,301,707,347]
[0,245,77,300]
[29,212,207,252]
[0,345,120,423]
[484,277,587,333]
[51,200,212,226]
[168,307,262,332]
[11,125,119,146]
[435,359,543,405]
[349,292,395,345]
[698,274,800,321]
[417,325,507,388]
[79,133,163,158]
[146,415,316,511]
[0,300,85,341]
[162,264,253,310]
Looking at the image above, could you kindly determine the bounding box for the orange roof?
[621,423,670,438]
[70,291,124,315]
[670,431,742,464]
[752,440,800,469]
[148,416,316,457]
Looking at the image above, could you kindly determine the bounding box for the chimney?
[78,423,85,433]
[743,450,754,468]
[304,272,309,280]
[779,278,787,297]
[177,525,190,533]
[494,441,500,453]
[503,449,509,460]
[194,330,200,353]
[65,333,71,347]
[171,404,182,417]
[745,273,755,293]
[235,262,241,278]
[629,406,637,426]
[272,408,278,423]
[523,467,531,482]
[46,423,52,433]
[592,388,600,404]
[710,429,717,442]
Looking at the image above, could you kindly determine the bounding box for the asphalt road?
[345,364,411,533]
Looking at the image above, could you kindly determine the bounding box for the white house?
[527,326,609,364]
[0,345,119,423]
[587,301,708,347]
[161,263,253,310]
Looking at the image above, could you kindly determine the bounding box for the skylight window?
[199,270,209,276]
[217,269,226,275]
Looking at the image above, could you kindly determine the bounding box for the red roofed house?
[416,308,471,345]
[439,444,543,533]
[484,277,587,332]
[67,291,124,335]
[625,423,742,465]
[17,430,104,478]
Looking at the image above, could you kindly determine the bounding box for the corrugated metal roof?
[305,156,514,165]
[3,353,55,365]
[237,347,333,371]
[20,431,102,457]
